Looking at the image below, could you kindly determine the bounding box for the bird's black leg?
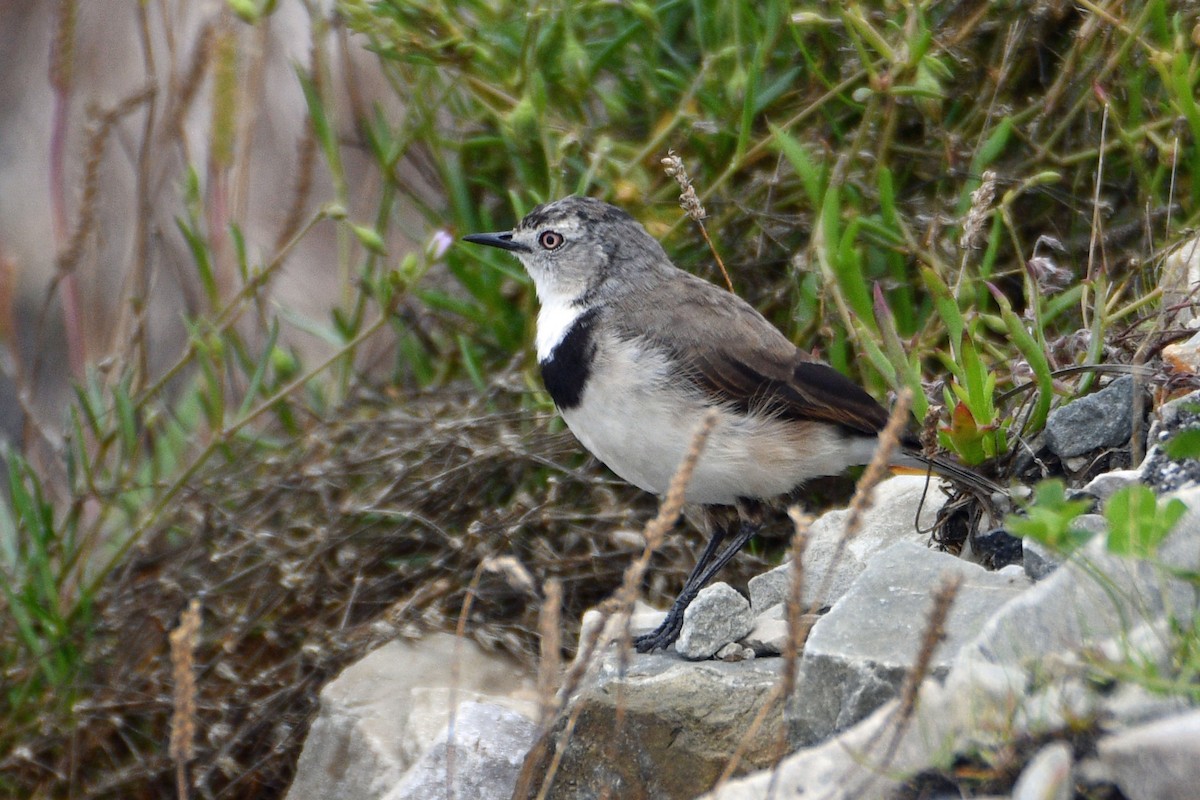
[634,514,761,653]
[631,521,729,653]
[674,517,731,594]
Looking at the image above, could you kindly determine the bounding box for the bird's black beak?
[462,231,530,253]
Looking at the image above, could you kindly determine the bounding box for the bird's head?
[464,196,669,305]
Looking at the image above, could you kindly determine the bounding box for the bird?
[464,195,997,653]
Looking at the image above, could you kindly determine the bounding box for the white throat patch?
[536,296,585,360]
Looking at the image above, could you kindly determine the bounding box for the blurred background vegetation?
[0,0,1197,797]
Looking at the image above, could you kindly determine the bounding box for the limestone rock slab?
[531,650,784,800]
[787,540,1030,746]
[287,633,535,800]
[748,476,948,614]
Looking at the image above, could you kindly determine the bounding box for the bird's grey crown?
[518,195,635,232]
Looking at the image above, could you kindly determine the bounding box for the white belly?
[559,342,879,505]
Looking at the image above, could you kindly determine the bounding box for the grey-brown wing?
[617,274,890,437]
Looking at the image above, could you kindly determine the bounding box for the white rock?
[1011,742,1072,800]
[576,599,663,660]
[956,491,1200,672]
[383,702,536,800]
[1097,709,1200,800]
[286,634,535,800]
[738,605,793,656]
[1080,469,1141,499]
[1100,681,1194,730]
[748,475,949,614]
[676,582,754,660]
[1160,235,1200,328]
[787,540,1031,746]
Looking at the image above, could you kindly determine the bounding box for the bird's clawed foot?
[633,607,686,653]
[632,511,763,655]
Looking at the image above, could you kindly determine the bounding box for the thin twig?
[1083,102,1110,327]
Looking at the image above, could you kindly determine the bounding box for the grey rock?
[747,476,948,614]
[705,699,911,800]
[967,527,1023,569]
[738,605,793,656]
[705,669,991,800]
[1096,618,1175,680]
[1097,709,1200,800]
[705,487,1200,800]
[1044,376,1136,458]
[714,642,755,661]
[738,605,822,658]
[956,486,1200,671]
[746,566,789,616]
[677,582,754,660]
[705,655,1059,800]
[997,563,1026,578]
[1074,513,1109,536]
[1021,536,1061,580]
[787,541,1030,746]
[1143,446,1200,493]
[1142,389,1200,492]
[1062,454,1091,472]
[534,650,785,800]
[384,702,536,800]
[1011,742,1072,800]
[1149,387,1200,436]
[286,634,535,800]
[1022,513,1105,580]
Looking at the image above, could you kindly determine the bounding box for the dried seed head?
[169,599,202,766]
[662,150,706,222]
[960,170,997,252]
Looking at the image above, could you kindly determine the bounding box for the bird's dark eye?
[538,230,564,250]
